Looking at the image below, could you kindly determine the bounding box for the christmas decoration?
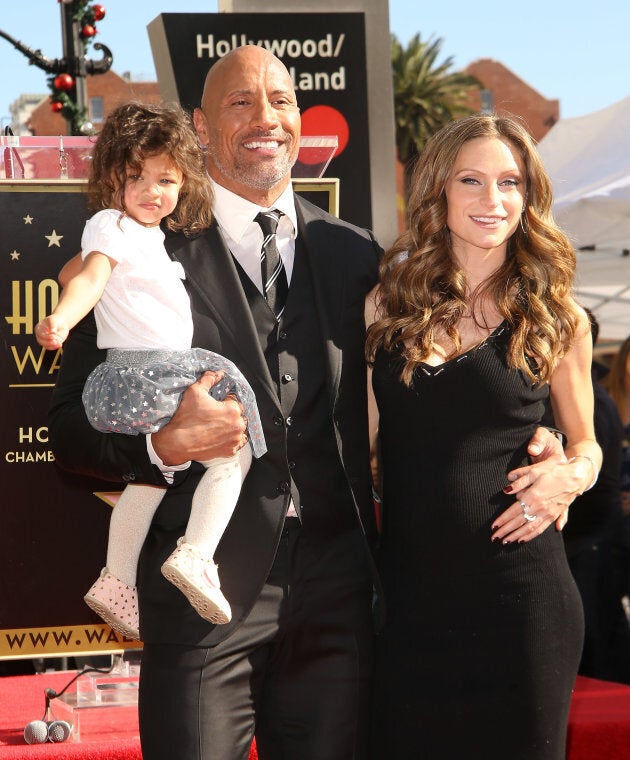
[53,73,74,91]
[47,1,111,134]
[69,1,104,51]
[0,1,112,135]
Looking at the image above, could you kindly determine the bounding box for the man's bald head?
[193,45,301,205]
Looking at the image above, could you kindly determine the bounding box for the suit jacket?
[49,195,382,645]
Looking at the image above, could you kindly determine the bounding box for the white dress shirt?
[210,179,298,291]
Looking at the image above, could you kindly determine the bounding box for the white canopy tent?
[537,97,630,341]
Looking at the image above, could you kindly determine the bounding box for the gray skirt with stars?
[82,347,266,458]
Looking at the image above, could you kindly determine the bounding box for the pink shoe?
[84,569,140,640]
[161,540,232,625]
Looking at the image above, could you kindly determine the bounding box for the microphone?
[22,662,118,744]
[23,720,49,745]
[23,713,72,744]
[23,691,72,744]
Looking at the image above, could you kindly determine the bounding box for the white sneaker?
[161,540,231,624]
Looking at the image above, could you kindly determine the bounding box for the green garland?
[47,85,88,135]
[47,1,103,134]
[69,0,100,54]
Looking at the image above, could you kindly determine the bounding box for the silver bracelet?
[568,454,599,493]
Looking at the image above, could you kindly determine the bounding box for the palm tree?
[392,33,480,172]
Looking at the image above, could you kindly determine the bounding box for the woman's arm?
[492,310,602,543]
[551,331,601,465]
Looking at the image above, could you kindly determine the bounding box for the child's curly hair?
[87,101,212,236]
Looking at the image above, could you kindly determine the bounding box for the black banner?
[149,12,371,229]
[0,181,142,659]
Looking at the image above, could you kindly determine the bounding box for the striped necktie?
[255,209,288,319]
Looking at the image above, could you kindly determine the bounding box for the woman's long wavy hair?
[87,101,212,236]
[366,113,581,386]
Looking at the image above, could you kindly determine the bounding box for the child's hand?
[35,316,69,350]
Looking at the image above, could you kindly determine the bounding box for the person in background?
[608,335,630,518]
[606,332,630,652]
[366,113,601,759]
[562,309,630,683]
[48,50,568,760]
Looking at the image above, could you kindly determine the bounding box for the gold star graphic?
[10,250,20,260]
[45,229,63,247]
[23,215,33,224]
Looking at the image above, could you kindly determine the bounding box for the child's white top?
[81,209,193,350]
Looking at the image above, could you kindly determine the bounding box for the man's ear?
[193,108,209,147]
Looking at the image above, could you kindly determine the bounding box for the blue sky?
[1,1,628,125]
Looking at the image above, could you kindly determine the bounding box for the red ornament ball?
[51,101,64,113]
[81,24,97,38]
[92,4,106,21]
[53,73,74,91]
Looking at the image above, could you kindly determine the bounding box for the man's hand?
[525,427,565,464]
[152,371,247,466]
[491,427,575,543]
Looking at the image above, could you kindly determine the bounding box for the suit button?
[286,416,293,426]
[279,481,290,494]
[273,416,284,426]
[122,472,136,482]
[281,373,293,383]
[279,330,288,340]
[288,460,296,469]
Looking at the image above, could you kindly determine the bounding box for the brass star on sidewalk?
[45,230,63,247]
[10,250,20,260]
[23,215,33,224]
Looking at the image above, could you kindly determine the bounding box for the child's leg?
[184,446,252,555]
[106,484,166,586]
[161,446,252,625]
[84,484,165,640]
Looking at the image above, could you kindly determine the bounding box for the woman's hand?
[490,458,588,544]
[490,426,585,544]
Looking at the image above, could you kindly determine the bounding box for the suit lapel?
[165,224,280,405]
[295,198,345,400]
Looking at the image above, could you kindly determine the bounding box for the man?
[51,45,380,760]
[49,46,564,759]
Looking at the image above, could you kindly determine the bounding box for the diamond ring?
[520,501,537,523]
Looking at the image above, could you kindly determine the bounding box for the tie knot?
[255,209,283,236]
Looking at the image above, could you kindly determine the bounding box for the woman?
[366,114,601,759]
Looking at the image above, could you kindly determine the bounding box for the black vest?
[235,239,357,535]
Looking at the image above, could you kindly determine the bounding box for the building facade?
[26,70,160,136]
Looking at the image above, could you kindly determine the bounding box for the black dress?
[371,324,584,760]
